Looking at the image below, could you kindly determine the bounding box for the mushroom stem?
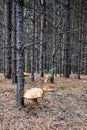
[32,99,38,106]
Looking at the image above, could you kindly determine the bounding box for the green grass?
[58,93,65,99]
[72,84,78,88]
[49,67,56,74]
[43,69,49,74]
[58,83,65,89]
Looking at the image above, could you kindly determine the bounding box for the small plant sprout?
[58,83,65,89]
[72,84,78,88]
[58,93,65,99]
[40,85,46,93]
[43,69,49,74]
[47,76,51,81]
[49,67,56,74]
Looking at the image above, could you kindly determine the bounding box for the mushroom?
[43,84,54,92]
[23,88,44,106]
[44,74,51,83]
[24,72,31,77]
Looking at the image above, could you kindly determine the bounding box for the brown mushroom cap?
[44,74,51,83]
[43,84,54,92]
[23,87,44,99]
[44,74,51,78]
[24,72,31,77]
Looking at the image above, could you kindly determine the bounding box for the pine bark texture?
[63,0,71,78]
[12,0,17,83]
[16,0,24,107]
[39,0,45,77]
[31,0,35,82]
[4,0,12,79]
[51,0,56,83]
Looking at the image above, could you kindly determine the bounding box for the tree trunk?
[4,0,12,79]
[77,0,82,79]
[31,0,35,82]
[51,0,56,83]
[63,0,71,78]
[12,0,17,84]
[39,0,45,77]
[16,0,24,107]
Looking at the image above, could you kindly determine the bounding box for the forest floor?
[0,73,87,130]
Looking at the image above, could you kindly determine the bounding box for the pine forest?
[0,0,87,129]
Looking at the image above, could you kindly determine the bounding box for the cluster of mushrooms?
[23,72,54,106]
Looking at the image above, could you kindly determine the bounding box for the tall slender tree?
[39,0,46,77]
[4,0,12,79]
[16,0,24,107]
[63,0,71,78]
[77,0,82,79]
[51,0,56,83]
[11,0,17,83]
[31,0,35,82]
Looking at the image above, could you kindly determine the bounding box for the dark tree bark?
[4,0,12,79]
[39,0,46,77]
[58,0,63,76]
[11,0,17,84]
[63,0,71,78]
[16,0,24,107]
[34,2,39,73]
[51,0,56,83]
[84,21,87,74]
[31,0,35,82]
[77,0,82,79]
[43,2,46,71]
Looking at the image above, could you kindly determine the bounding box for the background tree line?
[0,0,87,107]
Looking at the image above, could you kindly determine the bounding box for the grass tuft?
[58,83,65,89]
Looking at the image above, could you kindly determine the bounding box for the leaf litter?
[0,73,87,130]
